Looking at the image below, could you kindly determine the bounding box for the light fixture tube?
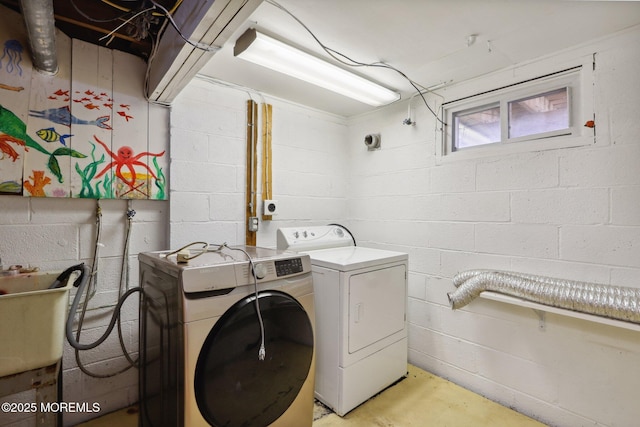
[234,28,400,107]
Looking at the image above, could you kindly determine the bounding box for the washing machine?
[277,226,408,416]
[138,245,315,427]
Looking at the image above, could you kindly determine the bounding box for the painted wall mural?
[0,7,168,200]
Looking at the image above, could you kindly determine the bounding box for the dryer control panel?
[277,225,354,252]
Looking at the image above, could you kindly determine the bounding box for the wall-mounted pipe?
[448,270,640,324]
[19,0,58,75]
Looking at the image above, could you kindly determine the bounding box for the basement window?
[440,62,594,160]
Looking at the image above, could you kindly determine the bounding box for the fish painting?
[36,127,72,146]
[117,111,133,122]
[0,104,47,156]
[0,104,87,182]
[28,106,112,130]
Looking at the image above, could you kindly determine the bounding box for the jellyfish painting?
[0,39,23,76]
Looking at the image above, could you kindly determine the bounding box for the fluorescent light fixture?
[234,28,400,107]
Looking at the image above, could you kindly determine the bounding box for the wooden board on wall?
[261,103,273,220]
[112,50,159,199]
[23,32,72,197]
[0,8,33,194]
[148,103,169,200]
[245,100,258,246]
[0,4,169,200]
[70,39,114,199]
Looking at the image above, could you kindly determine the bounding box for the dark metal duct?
[19,0,58,74]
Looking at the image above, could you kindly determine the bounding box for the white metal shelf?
[479,291,640,332]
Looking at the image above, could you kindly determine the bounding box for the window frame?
[437,56,594,162]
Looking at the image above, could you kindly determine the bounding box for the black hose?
[49,263,86,289]
[66,263,142,351]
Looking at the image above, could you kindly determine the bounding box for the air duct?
[19,0,58,75]
[448,270,640,324]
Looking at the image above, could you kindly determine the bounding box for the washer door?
[194,290,313,427]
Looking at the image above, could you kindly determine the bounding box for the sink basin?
[0,271,74,377]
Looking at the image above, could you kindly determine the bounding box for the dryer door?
[194,290,313,427]
[348,264,407,353]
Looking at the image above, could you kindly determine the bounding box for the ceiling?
[198,0,640,116]
[2,1,640,116]
[0,0,177,59]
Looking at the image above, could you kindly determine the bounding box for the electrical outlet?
[263,200,279,216]
[248,217,259,232]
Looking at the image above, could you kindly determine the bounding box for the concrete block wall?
[346,27,640,427]
[0,197,168,425]
[170,78,349,249]
[4,24,636,427]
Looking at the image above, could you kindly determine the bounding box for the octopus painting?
[0,39,23,76]
[92,135,165,191]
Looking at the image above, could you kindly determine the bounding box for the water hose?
[66,263,142,351]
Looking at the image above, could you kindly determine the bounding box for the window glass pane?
[453,105,500,150]
[508,87,568,138]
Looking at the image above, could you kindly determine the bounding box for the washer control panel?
[275,257,304,277]
[277,225,354,252]
[145,249,312,294]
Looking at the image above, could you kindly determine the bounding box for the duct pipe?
[19,0,58,75]
[448,270,640,324]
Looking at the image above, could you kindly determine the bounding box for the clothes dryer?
[138,245,315,427]
[277,226,408,416]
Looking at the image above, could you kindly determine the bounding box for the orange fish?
[85,103,100,110]
[84,90,94,95]
[120,104,130,110]
[54,89,69,96]
[117,111,133,121]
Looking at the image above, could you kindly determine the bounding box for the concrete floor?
[77,365,546,426]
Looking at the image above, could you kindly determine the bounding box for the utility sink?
[0,271,73,377]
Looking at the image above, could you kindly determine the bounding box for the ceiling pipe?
[19,0,58,75]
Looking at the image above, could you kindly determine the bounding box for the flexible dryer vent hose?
[448,270,640,324]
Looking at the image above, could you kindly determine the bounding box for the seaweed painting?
[152,156,166,200]
[74,140,110,199]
